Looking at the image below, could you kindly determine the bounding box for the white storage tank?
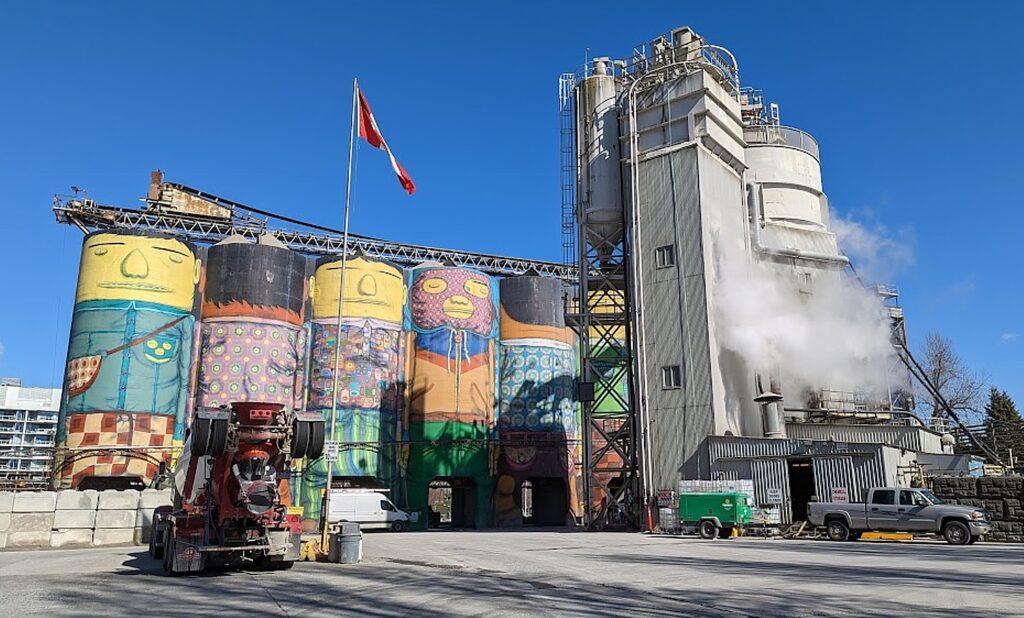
[578,58,623,253]
[744,125,826,229]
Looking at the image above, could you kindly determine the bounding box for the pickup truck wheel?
[698,520,719,540]
[943,521,970,545]
[826,520,851,542]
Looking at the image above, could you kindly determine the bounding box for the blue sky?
[1,2,1020,406]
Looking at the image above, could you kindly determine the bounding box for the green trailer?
[678,492,754,539]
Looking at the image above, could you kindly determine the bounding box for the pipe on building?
[746,183,850,266]
[754,374,785,438]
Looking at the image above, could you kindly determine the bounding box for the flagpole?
[322,76,359,549]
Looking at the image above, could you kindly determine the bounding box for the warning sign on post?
[831,487,849,503]
[324,441,339,462]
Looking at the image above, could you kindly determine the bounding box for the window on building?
[661,365,681,390]
[655,245,676,269]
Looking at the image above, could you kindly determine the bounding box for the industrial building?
[0,378,60,489]
[565,26,955,527]
[45,26,970,531]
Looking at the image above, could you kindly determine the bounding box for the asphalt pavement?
[1,531,1021,616]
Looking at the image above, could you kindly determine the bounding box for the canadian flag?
[358,89,416,195]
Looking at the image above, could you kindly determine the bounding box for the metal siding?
[751,458,791,524]
[785,423,941,453]
[812,456,858,502]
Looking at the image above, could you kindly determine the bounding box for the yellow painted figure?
[312,256,405,321]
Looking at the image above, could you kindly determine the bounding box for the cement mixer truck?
[148,403,324,575]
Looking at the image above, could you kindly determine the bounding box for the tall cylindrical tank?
[57,231,201,489]
[579,59,624,252]
[404,264,499,529]
[197,237,308,410]
[300,255,406,521]
[494,276,580,527]
[744,127,826,229]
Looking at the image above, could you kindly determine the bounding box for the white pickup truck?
[807,487,992,545]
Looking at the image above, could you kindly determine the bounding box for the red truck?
[148,403,324,574]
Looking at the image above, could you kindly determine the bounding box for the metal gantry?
[53,194,577,280]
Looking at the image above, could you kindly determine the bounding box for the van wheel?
[698,520,719,539]
[943,521,970,545]
[826,520,851,542]
[391,521,407,533]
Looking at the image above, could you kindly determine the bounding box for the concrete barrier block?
[97,490,140,510]
[10,512,55,533]
[7,530,52,548]
[53,509,97,529]
[91,527,135,546]
[134,526,150,545]
[139,489,172,509]
[136,508,156,530]
[0,512,10,532]
[50,529,94,548]
[12,492,57,513]
[0,492,13,513]
[56,490,99,511]
[95,509,136,529]
[0,531,7,549]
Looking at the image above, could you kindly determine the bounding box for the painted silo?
[57,231,201,489]
[494,275,580,527]
[404,264,498,529]
[197,236,308,410]
[299,255,406,521]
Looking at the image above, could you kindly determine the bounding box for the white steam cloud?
[830,212,914,283]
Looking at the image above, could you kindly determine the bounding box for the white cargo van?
[327,490,412,532]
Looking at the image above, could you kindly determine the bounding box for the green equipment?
[678,492,754,539]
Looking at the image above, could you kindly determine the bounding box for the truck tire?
[943,521,970,545]
[190,417,211,457]
[305,420,325,459]
[291,420,311,459]
[162,527,177,575]
[149,518,163,560]
[207,418,229,457]
[826,519,851,542]
[698,520,719,540]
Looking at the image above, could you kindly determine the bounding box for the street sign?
[765,487,783,504]
[324,441,339,461]
[831,487,849,503]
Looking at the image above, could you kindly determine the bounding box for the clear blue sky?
[1,2,1020,407]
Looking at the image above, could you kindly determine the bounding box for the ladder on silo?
[559,72,577,266]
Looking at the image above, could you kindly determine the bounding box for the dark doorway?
[428,477,477,529]
[527,477,568,526]
[787,459,815,521]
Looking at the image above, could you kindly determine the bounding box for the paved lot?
[1,531,1022,616]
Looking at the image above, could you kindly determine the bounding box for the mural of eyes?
[409,268,496,335]
[76,233,199,311]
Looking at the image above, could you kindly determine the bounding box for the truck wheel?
[190,417,211,457]
[826,520,851,542]
[208,418,229,456]
[291,420,311,459]
[162,527,177,575]
[943,521,970,545]
[698,520,719,540]
[149,519,164,560]
[305,420,325,459]
[391,521,407,533]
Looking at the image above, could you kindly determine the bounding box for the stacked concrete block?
[51,490,99,548]
[6,492,57,548]
[0,492,13,549]
[135,489,173,544]
[931,475,1024,543]
[93,489,140,546]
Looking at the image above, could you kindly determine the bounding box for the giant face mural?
[57,231,201,489]
[197,239,309,410]
[301,256,406,521]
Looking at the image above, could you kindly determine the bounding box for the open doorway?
[527,477,567,526]
[787,459,814,521]
[427,477,477,529]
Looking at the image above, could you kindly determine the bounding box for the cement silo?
[404,264,498,529]
[494,275,579,526]
[578,58,624,257]
[57,231,201,489]
[299,255,405,521]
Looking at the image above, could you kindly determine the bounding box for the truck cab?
[327,490,412,532]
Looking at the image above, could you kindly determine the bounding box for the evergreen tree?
[983,388,1024,469]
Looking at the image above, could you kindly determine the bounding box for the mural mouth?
[99,282,171,292]
[345,298,389,307]
[442,296,474,318]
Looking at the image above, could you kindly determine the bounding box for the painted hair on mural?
[409,268,495,336]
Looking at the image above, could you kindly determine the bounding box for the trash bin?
[328,522,363,564]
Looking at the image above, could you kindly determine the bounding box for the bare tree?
[918,332,987,425]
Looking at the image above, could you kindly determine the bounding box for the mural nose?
[120,248,149,279]
[358,274,377,296]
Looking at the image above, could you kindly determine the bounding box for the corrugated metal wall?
[785,422,943,454]
[812,456,858,502]
[751,458,791,524]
